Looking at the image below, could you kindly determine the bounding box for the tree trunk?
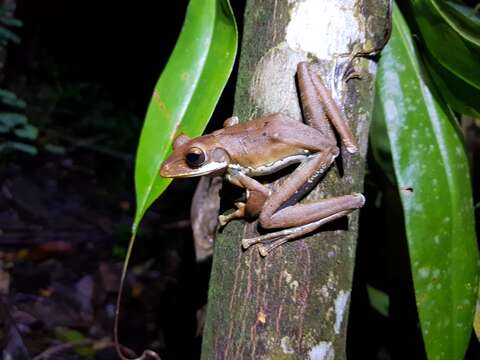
[202,0,387,358]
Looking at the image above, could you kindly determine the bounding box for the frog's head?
[160,133,230,178]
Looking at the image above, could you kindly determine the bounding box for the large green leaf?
[421,50,480,118]
[410,0,480,116]
[409,0,480,90]
[372,5,479,360]
[0,89,26,109]
[431,0,480,48]
[133,0,237,232]
[116,2,237,357]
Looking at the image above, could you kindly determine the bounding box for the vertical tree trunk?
[202,0,387,358]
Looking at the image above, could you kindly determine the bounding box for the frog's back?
[217,114,304,135]
[212,113,333,169]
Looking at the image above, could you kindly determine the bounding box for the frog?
[160,61,365,256]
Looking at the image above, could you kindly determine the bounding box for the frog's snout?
[159,161,172,178]
[160,158,190,178]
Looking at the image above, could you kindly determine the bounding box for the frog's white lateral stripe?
[174,161,228,178]
[230,154,309,176]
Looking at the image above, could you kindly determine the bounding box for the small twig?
[114,234,162,360]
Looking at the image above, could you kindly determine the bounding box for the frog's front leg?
[218,170,270,226]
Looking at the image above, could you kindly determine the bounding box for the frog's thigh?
[259,193,365,229]
[244,188,268,217]
[255,210,352,256]
[259,150,338,226]
[266,115,336,151]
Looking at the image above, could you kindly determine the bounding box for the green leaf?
[0,26,20,44]
[44,143,67,155]
[373,4,479,360]
[367,285,390,317]
[409,0,480,90]
[116,5,237,356]
[0,113,28,128]
[55,327,94,358]
[414,0,480,116]
[474,282,480,341]
[0,141,37,155]
[0,17,22,27]
[14,124,38,140]
[421,50,480,117]
[430,0,480,47]
[0,89,27,109]
[133,0,237,232]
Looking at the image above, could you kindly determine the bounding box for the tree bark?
[202,0,387,358]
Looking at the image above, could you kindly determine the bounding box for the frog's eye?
[185,147,206,168]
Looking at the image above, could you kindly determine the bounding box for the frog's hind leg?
[297,62,358,153]
[243,192,364,256]
[248,149,364,255]
[297,62,333,142]
[243,210,351,257]
[258,150,339,230]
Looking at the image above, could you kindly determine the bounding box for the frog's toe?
[218,203,246,226]
[218,214,229,226]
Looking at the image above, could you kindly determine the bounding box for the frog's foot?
[218,202,246,226]
[242,210,350,256]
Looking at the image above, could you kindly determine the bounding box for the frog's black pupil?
[186,151,205,167]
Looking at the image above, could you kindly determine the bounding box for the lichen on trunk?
[202,0,388,358]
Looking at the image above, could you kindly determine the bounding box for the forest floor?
[0,148,209,360]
